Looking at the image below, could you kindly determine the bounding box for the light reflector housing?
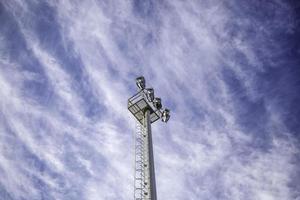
[146,88,154,102]
[153,97,162,110]
[161,108,170,122]
[136,76,145,90]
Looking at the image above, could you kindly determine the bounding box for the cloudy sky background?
[0,0,300,199]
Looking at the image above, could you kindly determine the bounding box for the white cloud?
[0,0,298,199]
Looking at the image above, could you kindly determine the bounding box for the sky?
[0,0,300,200]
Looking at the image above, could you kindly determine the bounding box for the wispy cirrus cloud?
[0,0,299,200]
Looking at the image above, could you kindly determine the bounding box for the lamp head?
[136,76,145,90]
[153,97,162,110]
[161,108,170,122]
[146,88,154,102]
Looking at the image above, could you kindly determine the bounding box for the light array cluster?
[135,76,170,123]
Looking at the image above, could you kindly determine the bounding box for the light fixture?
[136,76,145,90]
[161,108,170,122]
[128,76,170,199]
[153,97,162,110]
[146,88,154,102]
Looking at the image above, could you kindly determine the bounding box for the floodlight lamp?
[136,76,145,90]
[146,88,154,102]
[153,97,162,110]
[161,108,170,122]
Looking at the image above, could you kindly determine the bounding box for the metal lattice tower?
[128,76,170,200]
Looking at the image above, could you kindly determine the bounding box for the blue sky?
[0,0,299,199]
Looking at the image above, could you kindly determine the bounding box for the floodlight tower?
[128,76,170,200]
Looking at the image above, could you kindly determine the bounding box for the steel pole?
[144,109,157,200]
